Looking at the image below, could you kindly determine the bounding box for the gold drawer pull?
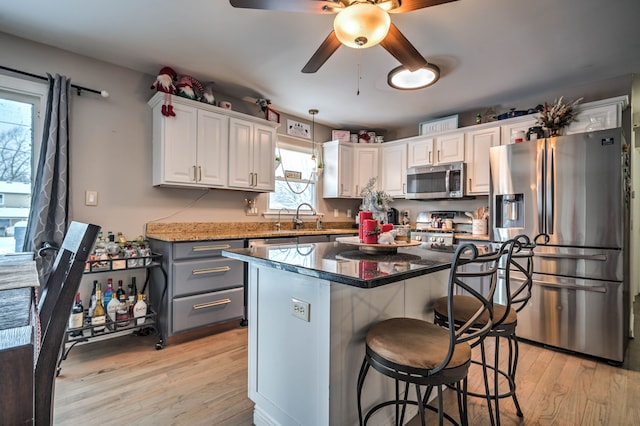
[193,298,231,310]
[192,244,231,252]
[192,266,231,275]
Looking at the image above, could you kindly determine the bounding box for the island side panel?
[329,270,450,426]
[248,264,332,426]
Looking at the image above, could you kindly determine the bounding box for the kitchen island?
[222,241,459,426]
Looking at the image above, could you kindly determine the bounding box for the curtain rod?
[0,65,109,98]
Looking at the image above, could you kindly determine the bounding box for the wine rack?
[57,253,167,375]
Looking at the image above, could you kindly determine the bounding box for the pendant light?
[309,108,318,161]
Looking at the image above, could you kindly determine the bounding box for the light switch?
[85,190,98,206]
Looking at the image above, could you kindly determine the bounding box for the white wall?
[0,32,358,240]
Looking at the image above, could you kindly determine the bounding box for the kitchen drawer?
[173,239,244,260]
[172,287,243,333]
[173,257,244,297]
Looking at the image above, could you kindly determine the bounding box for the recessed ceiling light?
[387,64,440,90]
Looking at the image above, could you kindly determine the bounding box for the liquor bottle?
[88,280,98,317]
[68,292,84,337]
[133,293,147,326]
[128,277,138,314]
[106,290,121,323]
[91,282,106,333]
[103,278,114,307]
[116,280,127,304]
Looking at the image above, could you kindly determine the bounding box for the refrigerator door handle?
[532,279,607,293]
[546,144,555,234]
[537,140,545,232]
[536,253,608,261]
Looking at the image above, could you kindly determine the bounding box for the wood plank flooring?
[54,325,640,425]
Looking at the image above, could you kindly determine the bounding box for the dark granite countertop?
[222,241,458,288]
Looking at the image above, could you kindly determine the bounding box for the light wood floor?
[54,326,640,426]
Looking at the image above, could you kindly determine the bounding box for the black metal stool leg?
[509,334,524,417]
[356,357,370,426]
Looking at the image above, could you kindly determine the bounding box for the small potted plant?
[274,155,281,171]
[315,161,324,178]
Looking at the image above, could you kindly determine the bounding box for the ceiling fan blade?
[379,23,427,71]
[302,31,342,73]
[388,0,458,13]
[229,0,340,14]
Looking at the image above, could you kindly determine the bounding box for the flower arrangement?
[360,177,392,223]
[535,96,583,136]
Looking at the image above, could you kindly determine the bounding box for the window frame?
[268,139,319,215]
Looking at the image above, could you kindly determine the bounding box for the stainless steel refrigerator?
[489,128,630,362]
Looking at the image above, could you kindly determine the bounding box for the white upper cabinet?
[407,136,434,167]
[465,126,500,195]
[149,93,277,192]
[381,142,407,197]
[500,116,539,145]
[435,131,465,164]
[353,145,379,197]
[323,140,354,198]
[228,118,276,192]
[151,96,228,188]
[565,96,628,135]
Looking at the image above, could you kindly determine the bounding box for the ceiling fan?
[229,0,457,73]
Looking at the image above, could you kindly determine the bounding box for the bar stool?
[356,240,518,426]
[433,234,539,425]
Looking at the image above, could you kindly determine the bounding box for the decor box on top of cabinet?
[149,93,277,192]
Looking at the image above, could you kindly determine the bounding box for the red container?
[381,223,394,233]
[362,219,379,244]
[358,211,373,242]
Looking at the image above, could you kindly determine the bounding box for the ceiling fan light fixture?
[333,2,391,49]
[387,63,440,90]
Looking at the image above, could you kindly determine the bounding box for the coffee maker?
[387,208,399,225]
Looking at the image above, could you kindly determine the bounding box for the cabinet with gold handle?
[192,266,231,275]
[193,298,232,310]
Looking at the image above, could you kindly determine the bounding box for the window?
[268,144,318,213]
[0,75,45,251]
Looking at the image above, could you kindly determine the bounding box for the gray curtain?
[23,74,71,285]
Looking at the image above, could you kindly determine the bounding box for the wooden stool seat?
[367,318,471,371]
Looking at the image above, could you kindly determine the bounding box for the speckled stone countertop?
[222,241,458,288]
[145,221,357,242]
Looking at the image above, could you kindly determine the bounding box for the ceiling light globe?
[333,3,391,49]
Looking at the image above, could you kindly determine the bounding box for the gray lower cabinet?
[148,239,245,343]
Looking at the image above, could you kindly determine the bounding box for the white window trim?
[0,73,47,173]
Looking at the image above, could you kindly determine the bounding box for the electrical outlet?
[333,209,339,217]
[291,298,310,322]
[347,209,352,218]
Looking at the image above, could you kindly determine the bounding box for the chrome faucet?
[275,208,290,231]
[294,203,316,230]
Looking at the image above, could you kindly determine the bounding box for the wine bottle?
[88,280,98,317]
[128,277,137,315]
[91,283,106,333]
[68,292,84,337]
[133,293,147,326]
[103,278,114,307]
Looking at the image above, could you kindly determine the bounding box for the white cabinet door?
[407,137,434,167]
[353,146,379,197]
[154,101,198,186]
[322,141,354,198]
[252,124,276,191]
[500,116,538,145]
[565,103,621,135]
[197,109,229,187]
[465,127,500,195]
[435,132,465,164]
[381,143,407,197]
[228,118,253,189]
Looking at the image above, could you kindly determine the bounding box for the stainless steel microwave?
[406,162,466,200]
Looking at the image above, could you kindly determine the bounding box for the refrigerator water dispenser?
[495,194,524,228]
